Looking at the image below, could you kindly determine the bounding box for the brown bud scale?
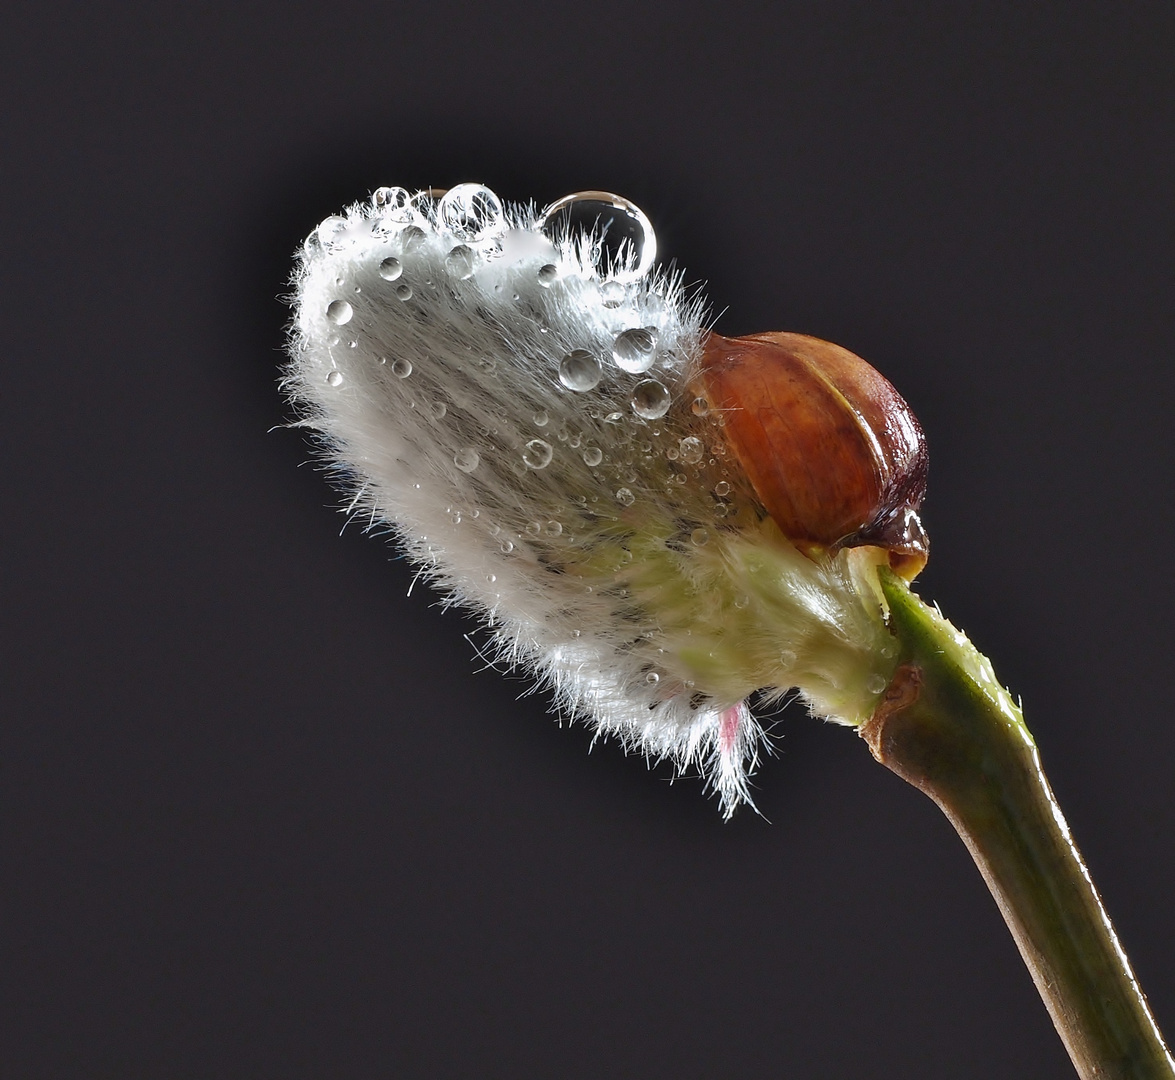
[700,331,928,578]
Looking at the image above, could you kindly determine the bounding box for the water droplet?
[438,184,504,242]
[537,263,558,287]
[631,379,670,420]
[378,257,403,281]
[666,447,679,461]
[396,284,413,301]
[734,594,750,609]
[391,358,412,378]
[453,448,480,472]
[372,186,412,217]
[568,433,582,449]
[430,401,447,420]
[691,396,710,416]
[400,225,427,251]
[600,280,625,308]
[604,411,624,424]
[522,438,553,469]
[537,191,657,283]
[678,436,704,464]
[690,527,709,546]
[486,573,497,584]
[714,480,731,497]
[615,487,635,507]
[867,674,888,695]
[612,327,658,373]
[525,521,542,535]
[558,350,602,392]
[326,299,353,325]
[582,446,603,467]
[445,244,476,280]
[545,520,563,537]
[644,671,660,685]
[316,216,349,250]
[533,410,549,427]
[326,370,343,387]
[780,649,798,667]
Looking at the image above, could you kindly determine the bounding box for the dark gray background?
[5,3,1173,1077]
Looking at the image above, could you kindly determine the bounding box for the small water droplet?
[600,280,625,308]
[678,436,704,464]
[390,358,412,378]
[734,594,750,609]
[537,191,657,283]
[545,520,563,537]
[438,184,504,242]
[615,487,635,507]
[568,433,582,449]
[326,370,343,387]
[714,481,731,497]
[537,264,558,287]
[867,674,888,695]
[326,299,353,325]
[690,527,709,546]
[526,521,542,536]
[604,411,624,424]
[612,327,657,373]
[558,350,602,392]
[378,257,403,281]
[522,438,553,469]
[666,447,679,460]
[430,401,447,420]
[691,396,710,417]
[445,244,476,280]
[582,446,603,466]
[499,538,514,554]
[453,448,480,472]
[644,671,660,685]
[486,573,497,583]
[780,649,798,667]
[395,284,413,301]
[631,379,670,420]
[533,410,549,427]
[400,225,427,251]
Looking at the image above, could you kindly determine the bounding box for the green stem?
[864,570,1174,1080]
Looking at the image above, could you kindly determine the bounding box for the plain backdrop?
[4,3,1173,1077]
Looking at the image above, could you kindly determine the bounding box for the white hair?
[283,185,894,817]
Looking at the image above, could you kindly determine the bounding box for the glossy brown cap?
[700,331,928,578]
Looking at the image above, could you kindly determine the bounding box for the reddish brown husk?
[699,331,929,578]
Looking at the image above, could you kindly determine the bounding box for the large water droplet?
[445,244,476,280]
[391,358,412,378]
[631,379,670,420]
[582,446,603,467]
[454,448,480,472]
[326,299,353,325]
[558,350,602,392]
[439,184,504,242]
[612,327,658,373]
[326,370,343,387]
[537,264,558,287]
[615,487,636,507]
[316,216,349,250]
[372,186,412,219]
[537,191,657,283]
[678,436,704,464]
[378,257,403,281]
[522,438,553,469]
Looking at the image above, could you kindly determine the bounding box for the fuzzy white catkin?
[283,184,896,817]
